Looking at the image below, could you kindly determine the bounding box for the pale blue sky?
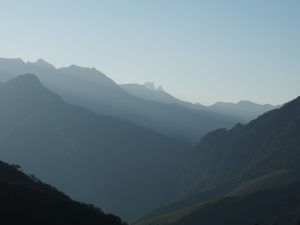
[0,0,299,105]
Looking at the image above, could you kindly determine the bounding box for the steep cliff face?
[134,97,300,225]
[196,96,300,193]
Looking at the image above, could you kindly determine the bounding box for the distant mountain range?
[120,83,207,111]
[121,82,278,122]
[0,74,195,221]
[209,100,279,122]
[120,82,205,107]
[0,57,275,143]
[0,160,126,225]
[134,96,300,225]
[0,57,294,223]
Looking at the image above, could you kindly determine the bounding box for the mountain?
[0,74,196,221]
[195,96,300,194]
[209,100,279,122]
[120,83,205,110]
[120,83,180,104]
[121,82,277,123]
[0,160,126,225]
[134,181,300,225]
[135,96,300,224]
[0,57,237,143]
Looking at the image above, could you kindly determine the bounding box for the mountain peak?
[68,64,83,69]
[63,64,108,77]
[36,58,49,64]
[13,73,40,81]
[6,74,42,88]
[142,82,165,92]
[237,100,255,105]
[3,74,63,104]
[0,57,24,63]
[66,64,97,72]
[30,58,55,69]
[143,82,155,90]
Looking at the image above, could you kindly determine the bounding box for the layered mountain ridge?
[0,74,195,221]
[0,57,293,224]
[0,57,255,143]
[135,96,300,225]
[121,82,278,123]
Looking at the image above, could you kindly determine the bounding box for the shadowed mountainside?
[134,181,300,225]
[135,96,300,224]
[0,160,126,225]
[195,96,300,193]
[0,74,196,221]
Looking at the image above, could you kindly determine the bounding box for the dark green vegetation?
[134,181,300,225]
[0,160,126,225]
[135,96,300,225]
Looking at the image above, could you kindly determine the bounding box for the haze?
[0,0,299,105]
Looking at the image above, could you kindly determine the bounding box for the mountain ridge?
[0,57,244,143]
[0,73,196,221]
[121,81,278,123]
[134,95,300,224]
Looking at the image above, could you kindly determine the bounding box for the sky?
[0,0,299,105]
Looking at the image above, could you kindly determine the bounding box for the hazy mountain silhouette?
[120,82,208,111]
[209,100,279,122]
[0,160,126,225]
[135,96,300,224]
[0,57,237,143]
[0,74,197,221]
[121,82,277,123]
[121,83,179,103]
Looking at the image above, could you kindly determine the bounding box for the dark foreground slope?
[0,160,126,225]
[0,74,195,221]
[134,181,300,225]
[136,96,300,224]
